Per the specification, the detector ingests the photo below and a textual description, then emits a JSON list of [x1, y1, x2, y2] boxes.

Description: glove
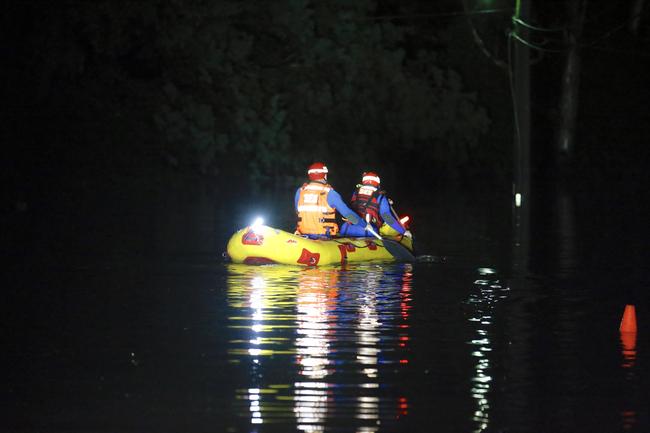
[[403, 230, 412, 239]]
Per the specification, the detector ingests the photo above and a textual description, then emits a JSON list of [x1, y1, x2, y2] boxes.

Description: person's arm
[[294, 188, 301, 211], [379, 195, 406, 234], [327, 189, 360, 225]]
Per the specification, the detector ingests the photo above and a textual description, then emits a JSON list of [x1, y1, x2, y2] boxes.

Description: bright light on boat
[[400, 216, 410, 224], [251, 216, 265, 233], [515, 193, 522, 208]]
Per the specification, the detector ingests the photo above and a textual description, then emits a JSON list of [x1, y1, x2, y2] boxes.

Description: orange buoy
[[619, 304, 637, 333]]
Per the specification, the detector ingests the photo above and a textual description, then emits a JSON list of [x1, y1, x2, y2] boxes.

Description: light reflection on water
[[226, 263, 413, 432], [620, 323, 638, 430], [466, 268, 509, 433]]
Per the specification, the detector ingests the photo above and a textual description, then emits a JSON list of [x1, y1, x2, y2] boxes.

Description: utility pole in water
[[512, 0, 530, 272], [557, 0, 587, 166]]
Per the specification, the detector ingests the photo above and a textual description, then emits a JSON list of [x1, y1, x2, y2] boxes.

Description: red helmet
[[308, 162, 328, 181], [362, 171, 380, 187]]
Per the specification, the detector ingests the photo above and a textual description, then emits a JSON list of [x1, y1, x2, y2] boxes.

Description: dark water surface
[[6, 185, 650, 432]]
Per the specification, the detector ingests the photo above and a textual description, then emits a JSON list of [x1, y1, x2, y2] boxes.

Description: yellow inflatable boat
[[226, 222, 414, 266]]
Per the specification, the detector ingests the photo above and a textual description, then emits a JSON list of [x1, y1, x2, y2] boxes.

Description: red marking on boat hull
[[297, 248, 320, 266]]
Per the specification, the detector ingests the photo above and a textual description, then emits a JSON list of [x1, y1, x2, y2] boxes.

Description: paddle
[[364, 224, 415, 262]]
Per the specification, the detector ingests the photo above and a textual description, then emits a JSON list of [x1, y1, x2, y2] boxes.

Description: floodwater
[[6, 183, 649, 432]]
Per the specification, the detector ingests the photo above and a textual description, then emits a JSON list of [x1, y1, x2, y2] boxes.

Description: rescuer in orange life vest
[[295, 162, 368, 238], [339, 171, 412, 239]]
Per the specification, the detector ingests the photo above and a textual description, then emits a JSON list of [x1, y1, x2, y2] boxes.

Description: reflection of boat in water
[[226, 223, 414, 266], [225, 263, 413, 430]]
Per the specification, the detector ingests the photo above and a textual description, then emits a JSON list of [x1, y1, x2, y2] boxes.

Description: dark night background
[[4, 1, 650, 432], [3, 0, 650, 261]]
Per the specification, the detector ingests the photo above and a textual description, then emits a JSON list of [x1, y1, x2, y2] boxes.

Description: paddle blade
[[382, 239, 415, 262]]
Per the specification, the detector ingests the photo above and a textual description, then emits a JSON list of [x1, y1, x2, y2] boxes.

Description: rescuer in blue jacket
[[295, 162, 368, 238], [339, 171, 412, 238]]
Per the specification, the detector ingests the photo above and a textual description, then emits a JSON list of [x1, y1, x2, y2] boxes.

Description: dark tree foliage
[[6, 0, 493, 191]]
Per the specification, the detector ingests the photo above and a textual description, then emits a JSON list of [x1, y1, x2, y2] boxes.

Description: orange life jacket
[[296, 182, 339, 236]]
